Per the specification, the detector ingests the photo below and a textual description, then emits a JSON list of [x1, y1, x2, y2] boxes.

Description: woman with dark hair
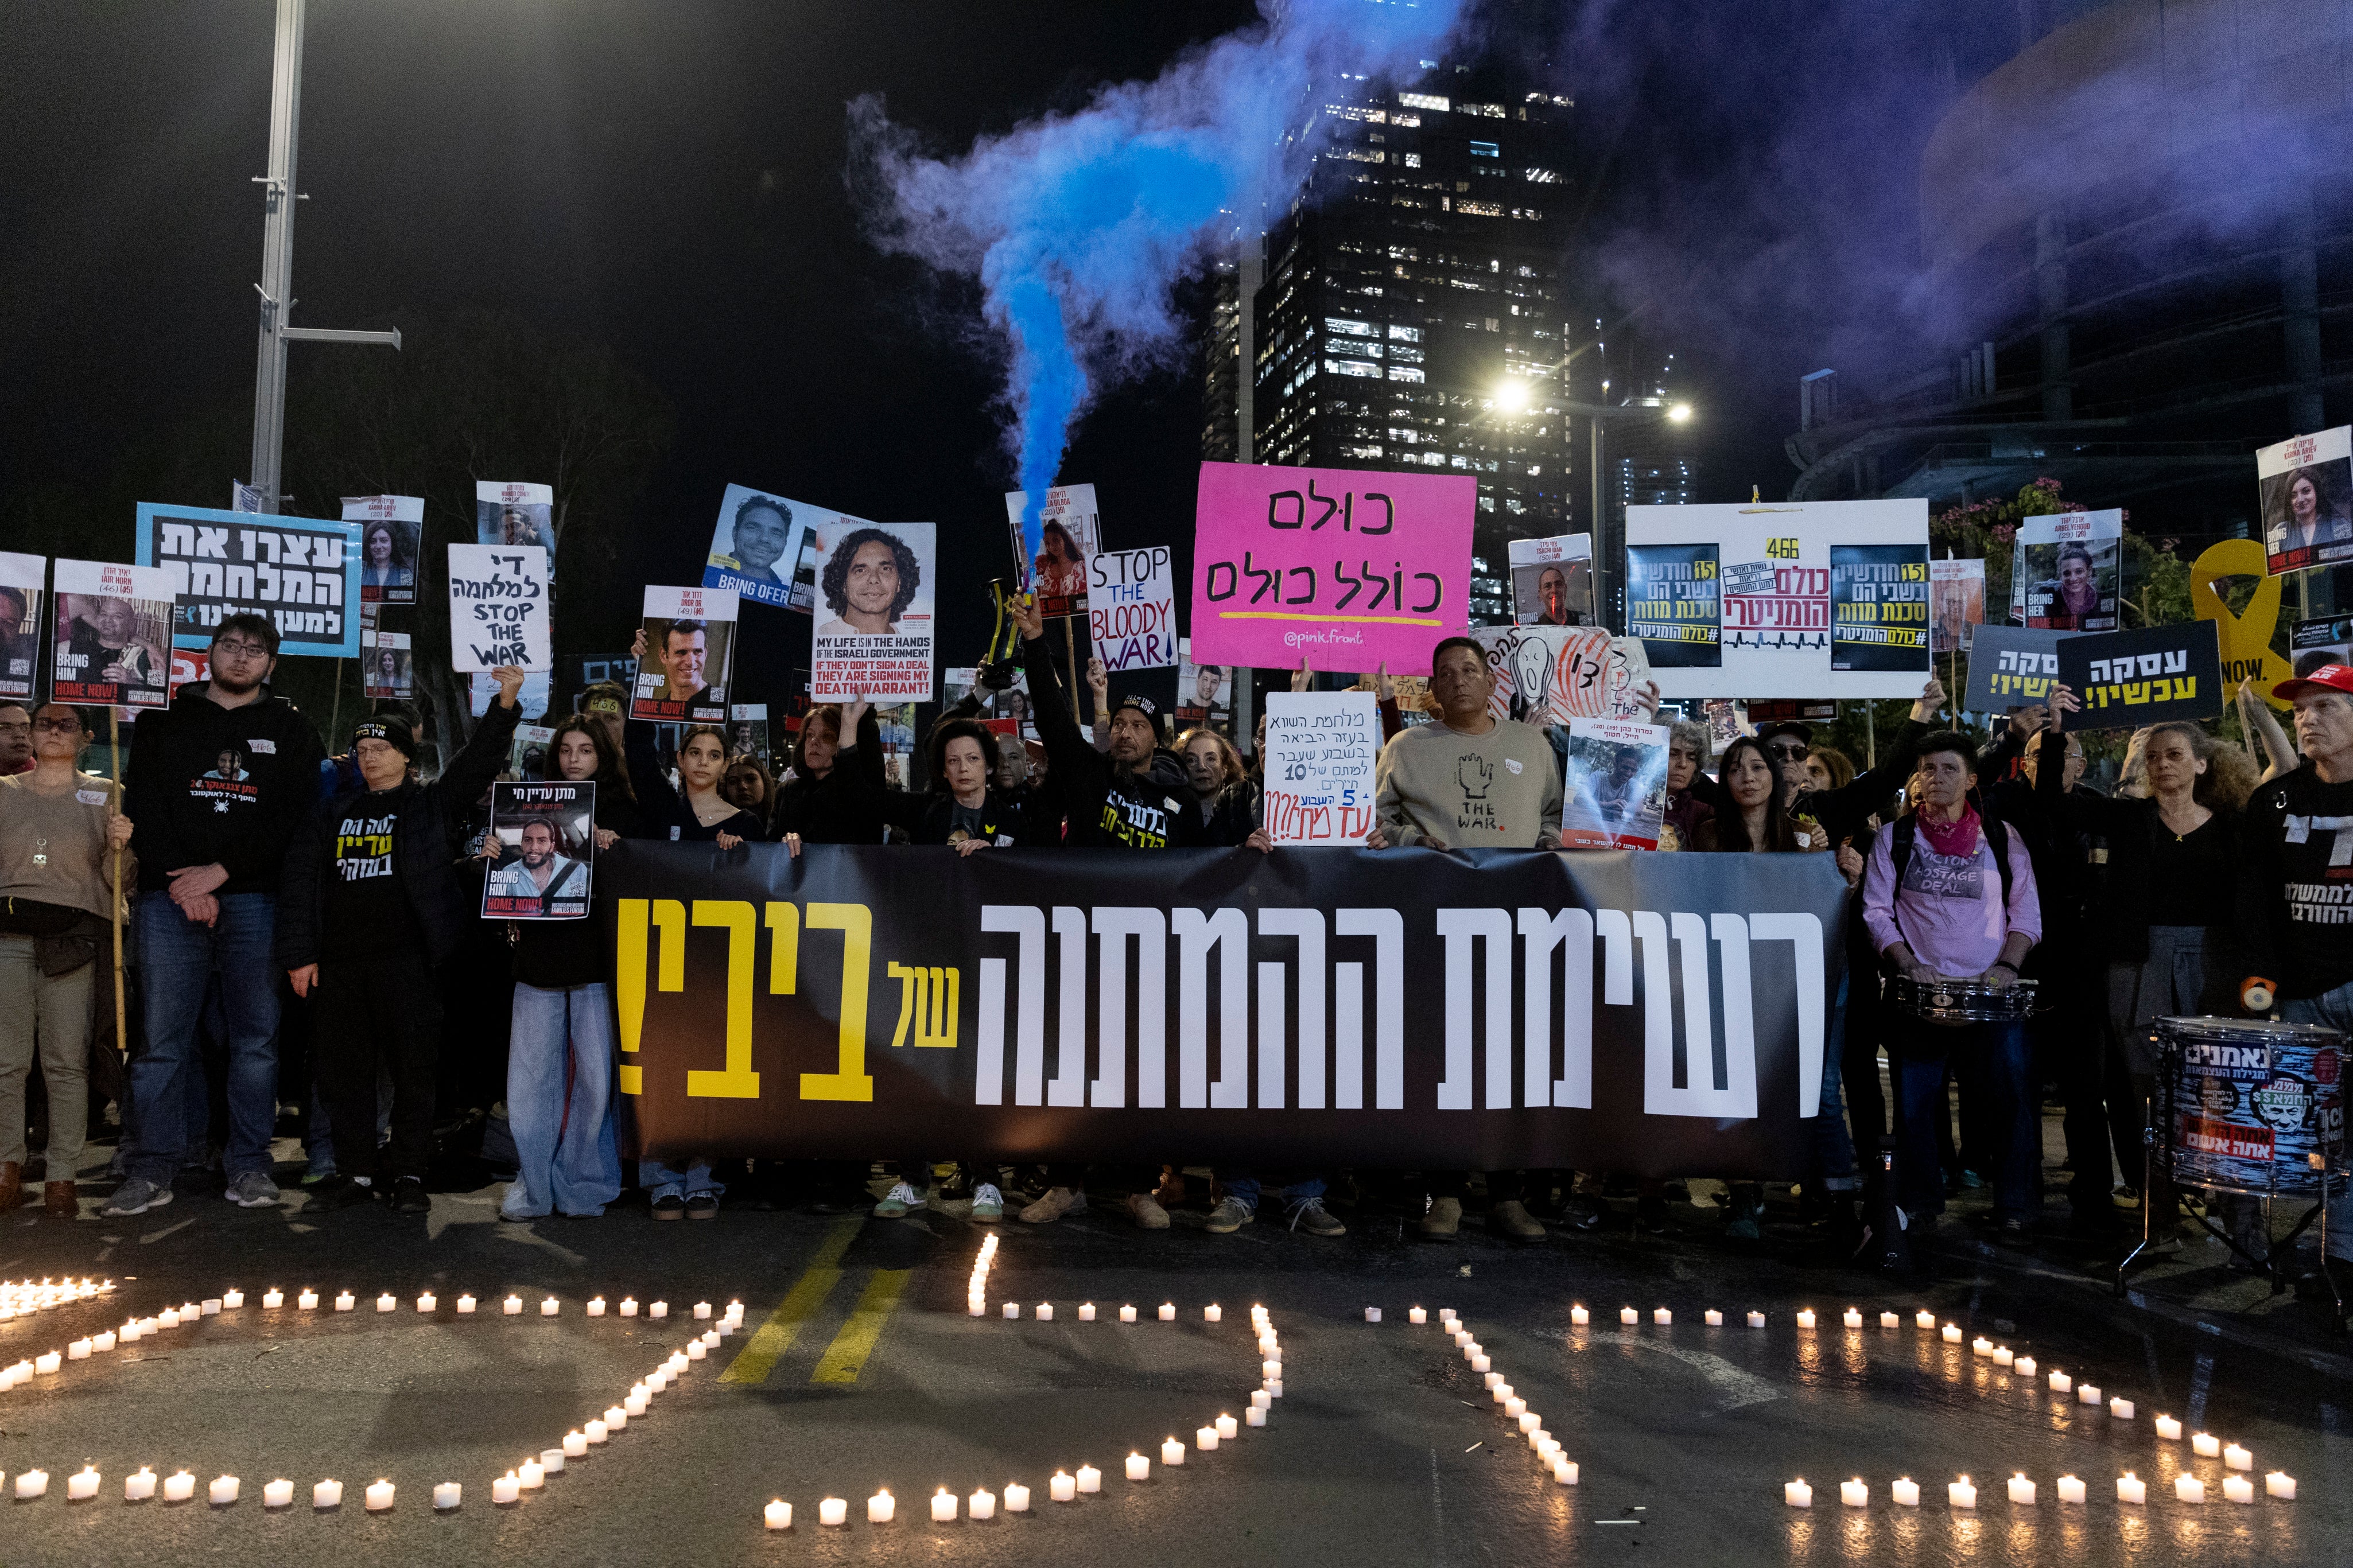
[[816, 528, 922, 636], [775, 701, 884, 851], [1033, 519, 1086, 600], [2277, 464, 2352, 555], [1176, 726, 1259, 846], [361, 524, 409, 592], [500, 713, 639, 1222], [1694, 737, 1831, 854], [1805, 746, 1855, 792], [622, 718, 763, 1220], [720, 756, 776, 826]]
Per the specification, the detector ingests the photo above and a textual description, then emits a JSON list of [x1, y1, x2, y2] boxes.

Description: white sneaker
[[873, 1181, 926, 1219], [970, 1183, 1004, 1223]]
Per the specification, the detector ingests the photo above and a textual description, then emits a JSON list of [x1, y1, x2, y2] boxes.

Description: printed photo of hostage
[[2018, 509, 2122, 632], [475, 481, 555, 561], [360, 629, 411, 701], [702, 486, 811, 610], [0, 553, 45, 704], [2256, 425, 2353, 575], [1506, 534, 1593, 627], [482, 781, 595, 920], [629, 585, 737, 723], [810, 521, 935, 702], [1175, 637, 1231, 726], [343, 495, 423, 606], [50, 560, 174, 710], [1558, 718, 1671, 850]]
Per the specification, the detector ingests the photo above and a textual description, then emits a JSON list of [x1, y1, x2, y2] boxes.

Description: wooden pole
[[1061, 616, 1082, 724], [107, 706, 126, 1067]]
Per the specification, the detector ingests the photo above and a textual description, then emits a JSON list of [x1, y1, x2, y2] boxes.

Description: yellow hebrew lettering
[[686, 900, 761, 1099], [766, 902, 798, 995], [614, 898, 684, 1096], [801, 903, 876, 1102], [888, 963, 960, 1049]]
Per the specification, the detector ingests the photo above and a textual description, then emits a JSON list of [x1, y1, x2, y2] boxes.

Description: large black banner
[[603, 845, 1851, 1178]]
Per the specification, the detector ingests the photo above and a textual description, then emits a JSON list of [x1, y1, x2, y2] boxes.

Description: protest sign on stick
[[1005, 484, 1101, 619], [1962, 626, 2066, 713], [446, 545, 551, 672], [631, 585, 736, 722], [2257, 426, 2353, 577], [360, 628, 412, 699], [344, 495, 422, 606], [137, 503, 361, 656], [1261, 691, 1380, 846], [1929, 558, 1985, 653], [1507, 534, 1593, 627], [51, 560, 173, 710], [2017, 509, 2123, 631]]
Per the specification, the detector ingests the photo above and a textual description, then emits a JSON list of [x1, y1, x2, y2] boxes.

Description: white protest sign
[[446, 544, 551, 672], [1261, 691, 1380, 845], [1086, 545, 1176, 672]]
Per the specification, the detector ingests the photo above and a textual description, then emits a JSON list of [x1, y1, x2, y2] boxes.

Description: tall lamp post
[[247, 0, 399, 514], [1557, 397, 1693, 633]]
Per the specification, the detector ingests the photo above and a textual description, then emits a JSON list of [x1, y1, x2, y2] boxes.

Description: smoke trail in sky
[[852, 0, 1469, 558]]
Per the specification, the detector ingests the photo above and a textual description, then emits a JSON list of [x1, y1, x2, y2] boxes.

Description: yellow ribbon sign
[[2189, 539, 2292, 709]]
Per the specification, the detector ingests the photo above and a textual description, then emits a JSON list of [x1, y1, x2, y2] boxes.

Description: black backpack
[[1887, 809, 2016, 908]]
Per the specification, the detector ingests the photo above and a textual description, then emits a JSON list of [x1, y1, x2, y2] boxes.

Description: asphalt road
[[1, 1182, 2346, 1567]]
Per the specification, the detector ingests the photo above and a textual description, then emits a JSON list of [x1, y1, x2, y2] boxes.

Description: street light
[[1553, 396, 1698, 633], [1668, 403, 1693, 422], [1493, 379, 1531, 414]]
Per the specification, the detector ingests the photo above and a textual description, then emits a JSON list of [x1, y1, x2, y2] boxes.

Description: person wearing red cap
[[2237, 662, 2353, 1286]]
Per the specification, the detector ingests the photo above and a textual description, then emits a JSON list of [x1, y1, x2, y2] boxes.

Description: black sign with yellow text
[[604, 843, 1849, 1177]]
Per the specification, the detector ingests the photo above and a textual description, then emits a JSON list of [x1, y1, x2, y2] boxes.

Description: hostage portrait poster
[[810, 521, 935, 702], [482, 781, 595, 920], [704, 485, 817, 612], [631, 584, 737, 723], [2016, 509, 2122, 632]]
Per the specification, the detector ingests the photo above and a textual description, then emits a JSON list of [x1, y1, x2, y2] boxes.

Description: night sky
[[1, 0, 2025, 676]]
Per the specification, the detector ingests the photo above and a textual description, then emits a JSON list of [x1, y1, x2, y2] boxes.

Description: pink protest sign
[[1190, 461, 1475, 676]]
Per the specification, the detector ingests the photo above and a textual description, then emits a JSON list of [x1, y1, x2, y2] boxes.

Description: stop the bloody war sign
[[1088, 546, 1176, 672], [1190, 461, 1474, 676]]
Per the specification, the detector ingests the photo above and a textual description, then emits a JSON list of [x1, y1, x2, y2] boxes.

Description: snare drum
[[1887, 974, 2038, 1025], [2157, 1015, 2347, 1197]]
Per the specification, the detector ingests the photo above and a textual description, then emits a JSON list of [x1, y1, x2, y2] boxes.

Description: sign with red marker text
[[1261, 691, 1380, 845], [1626, 499, 1929, 699], [1086, 546, 1176, 672], [1191, 461, 1474, 675]]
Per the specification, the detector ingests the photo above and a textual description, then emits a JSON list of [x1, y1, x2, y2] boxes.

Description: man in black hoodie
[[107, 614, 327, 1218], [275, 667, 524, 1215]]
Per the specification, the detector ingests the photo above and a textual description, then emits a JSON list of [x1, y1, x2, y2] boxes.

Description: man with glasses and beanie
[[107, 614, 325, 1217], [276, 667, 526, 1215]]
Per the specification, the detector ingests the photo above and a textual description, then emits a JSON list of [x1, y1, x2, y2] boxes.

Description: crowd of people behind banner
[[1, 599, 2348, 1291]]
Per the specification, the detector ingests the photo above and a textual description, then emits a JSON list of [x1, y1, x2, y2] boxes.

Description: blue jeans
[[1222, 1172, 1325, 1213], [503, 983, 622, 1217], [639, 1158, 722, 1201], [2282, 982, 2353, 1263], [126, 893, 280, 1184], [1888, 1015, 2036, 1221]]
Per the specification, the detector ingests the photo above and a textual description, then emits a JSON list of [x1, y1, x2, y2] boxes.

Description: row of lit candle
[[11, 1466, 406, 1511], [774, 1260, 1273, 1530], [0, 1278, 111, 1324], [1787, 1470, 2296, 1508], [1423, 1307, 1579, 1488]]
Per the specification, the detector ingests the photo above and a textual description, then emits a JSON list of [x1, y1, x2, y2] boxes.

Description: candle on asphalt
[[1158, 1302, 1175, 1321], [67, 1337, 90, 1360], [1747, 1312, 1766, 1328], [541, 1448, 565, 1475], [2079, 1384, 2102, 1406], [298, 1290, 319, 1310], [209, 1475, 240, 1505], [1004, 1482, 1030, 1512], [2056, 1474, 2086, 1504], [1196, 1426, 1220, 1452], [1216, 1414, 1239, 1439], [1619, 1306, 1638, 1325], [1076, 1464, 1101, 1493], [262, 1478, 294, 1508], [1409, 1306, 1427, 1324], [604, 1404, 628, 1431], [1036, 1304, 1054, 1321], [518, 1461, 544, 1490], [2174, 1474, 2204, 1503], [542, 1297, 560, 1316], [1880, 1312, 1900, 1329], [1246, 1406, 1267, 1427], [313, 1478, 344, 1509], [1653, 1308, 1672, 1325], [434, 1482, 462, 1510], [764, 1499, 790, 1530], [1120, 1305, 1138, 1323], [931, 1488, 958, 1521], [334, 1293, 354, 1312], [620, 1297, 638, 1317], [1839, 1478, 1867, 1507], [2266, 1472, 2296, 1499], [2191, 1433, 2220, 1457], [163, 1470, 195, 1503], [223, 1290, 243, 1310], [1948, 1476, 1975, 1509], [67, 1465, 99, 1501], [375, 1293, 395, 1313], [1890, 1477, 1920, 1507], [2111, 1399, 2135, 1419], [35, 1351, 60, 1374], [1127, 1453, 1151, 1481], [1915, 1310, 1934, 1329], [125, 1467, 156, 1501], [1162, 1437, 1186, 1466], [563, 1431, 588, 1458], [262, 1289, 283, 1309], [1992, 1347, 2013, 1367], [2006, 1474, 2035, 1505], [1797, 1309, 1817, 1329], [694, 1301, 712, 1320], [1553, 1459, 1578, 1485], [92, 1330, 115, 1352], [970, 1488, 996, 1519], [1704, 1309, 1723, 1326], [1941, 1323, 1962, 1344], [650, 1301, 670, 1320], [1003, 1302, 1020, 1319], [2155, 1414, 2182, 1440], [2222, 1474, 2254, 1504], [11, 1468, 45, 1499], [1050, 1472, 1077, 1503], [2016, 1356, 2036, 1378], [1570, 1306, 1589, 1326], [2221, 1443, 2251, 1470], [817, 1497, 848, 1526], [1365, 1307, 1382, 1322], [2116, 1473, 2146, 1505], [1252, 1390, 1272, 1409], [417, 1292, 436, 1313], [1078, 1303, 1096, 1321], [492, 1473, 521, 1505], [1784, 1478, 1812, 1507]]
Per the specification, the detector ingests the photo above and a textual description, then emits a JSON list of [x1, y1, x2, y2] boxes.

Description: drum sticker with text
[[2250, 1074, 2312, 1135]]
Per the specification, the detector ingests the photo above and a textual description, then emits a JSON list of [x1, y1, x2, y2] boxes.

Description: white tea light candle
[[969, 1488, 996, 1519], [1126, 1453, 1151, 1481], [1839, 1478, 1867, 1508], [1890, 1477, 1920, 1507], [1948, 1476, 1976, 1509], [125, 1467, 157, 1501], [2191, 1433, 2220, 1458], [67, 1465, 99, 1501], [262, 1478, 294, 1508], [435, 1482, 462, 1510], [1049, 1472, 1076, 1503], [2155, 1414, 2182, 1440], [313, 1478, 344, 1509], [818, 1497, 848, 1527], [209, 1475, 239, 1505], [931, 1488, 958, 1522], [2266, 1472, 2296, 1499], [2111, 1399, 2134, 1419], [1784, 1478, 1812, 1508], [2006, 1474, 2034, 1505], [764, 1499, 790, 1530], [2223, 1475, 2254, 1504], [333, 1293, 354, 1312], [2117, 1473, 2146, 1505], [2223, 1444, 2251, 1470], [1004, 1483, 1030, 1512], [2174, 1474, 2204, 1504], [1075, 1464, 1101, 1494], [2056, 1474, 2086, 1504], [162, 1470, 196, 1503], [14, 1468, 48, 1499]]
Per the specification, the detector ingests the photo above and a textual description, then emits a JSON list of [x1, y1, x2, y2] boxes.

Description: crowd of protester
[[1, 605, 2347, 1297]]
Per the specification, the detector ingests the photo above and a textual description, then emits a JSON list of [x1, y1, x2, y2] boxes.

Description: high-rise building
[[1208, 45, 1582, 629]]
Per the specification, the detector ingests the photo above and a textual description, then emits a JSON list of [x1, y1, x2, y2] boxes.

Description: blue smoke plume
[[852, 0, 1470, 562]]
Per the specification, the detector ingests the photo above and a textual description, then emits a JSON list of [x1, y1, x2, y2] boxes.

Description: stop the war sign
[[1087, 546, 1176, 672]]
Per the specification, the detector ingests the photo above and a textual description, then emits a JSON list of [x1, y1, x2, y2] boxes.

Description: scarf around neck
[[1916, 802, 1981, 860]]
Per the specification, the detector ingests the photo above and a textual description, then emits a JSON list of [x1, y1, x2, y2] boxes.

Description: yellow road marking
[[810, 1269, 912, 1384], [717, 1216, 862, 1386]]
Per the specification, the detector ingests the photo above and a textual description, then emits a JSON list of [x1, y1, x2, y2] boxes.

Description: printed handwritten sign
[[1087, 546, 1176, 672], [1191, 461, 1474, 675], [1962, 626, 2065, 712], [2055, 621, 2223, 728], [446, 544, 551, 672], [1261, 691, 1380, 846]]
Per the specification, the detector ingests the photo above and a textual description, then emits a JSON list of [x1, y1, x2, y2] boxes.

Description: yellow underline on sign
[[717, 1216, 862, 1386], [1218, 610, 1444, 626], [811, 1269, 913, 1384]]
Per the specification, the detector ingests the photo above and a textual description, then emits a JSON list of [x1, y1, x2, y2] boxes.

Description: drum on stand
[[2157, 1015, 2347, 1200], [1886, 975, 2038, 1027]]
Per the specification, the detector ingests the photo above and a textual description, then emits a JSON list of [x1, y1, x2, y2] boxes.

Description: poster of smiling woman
[[809, 521, 934, 702], [2017, 509, 2121, 633], [702, 484, 817, 611]]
